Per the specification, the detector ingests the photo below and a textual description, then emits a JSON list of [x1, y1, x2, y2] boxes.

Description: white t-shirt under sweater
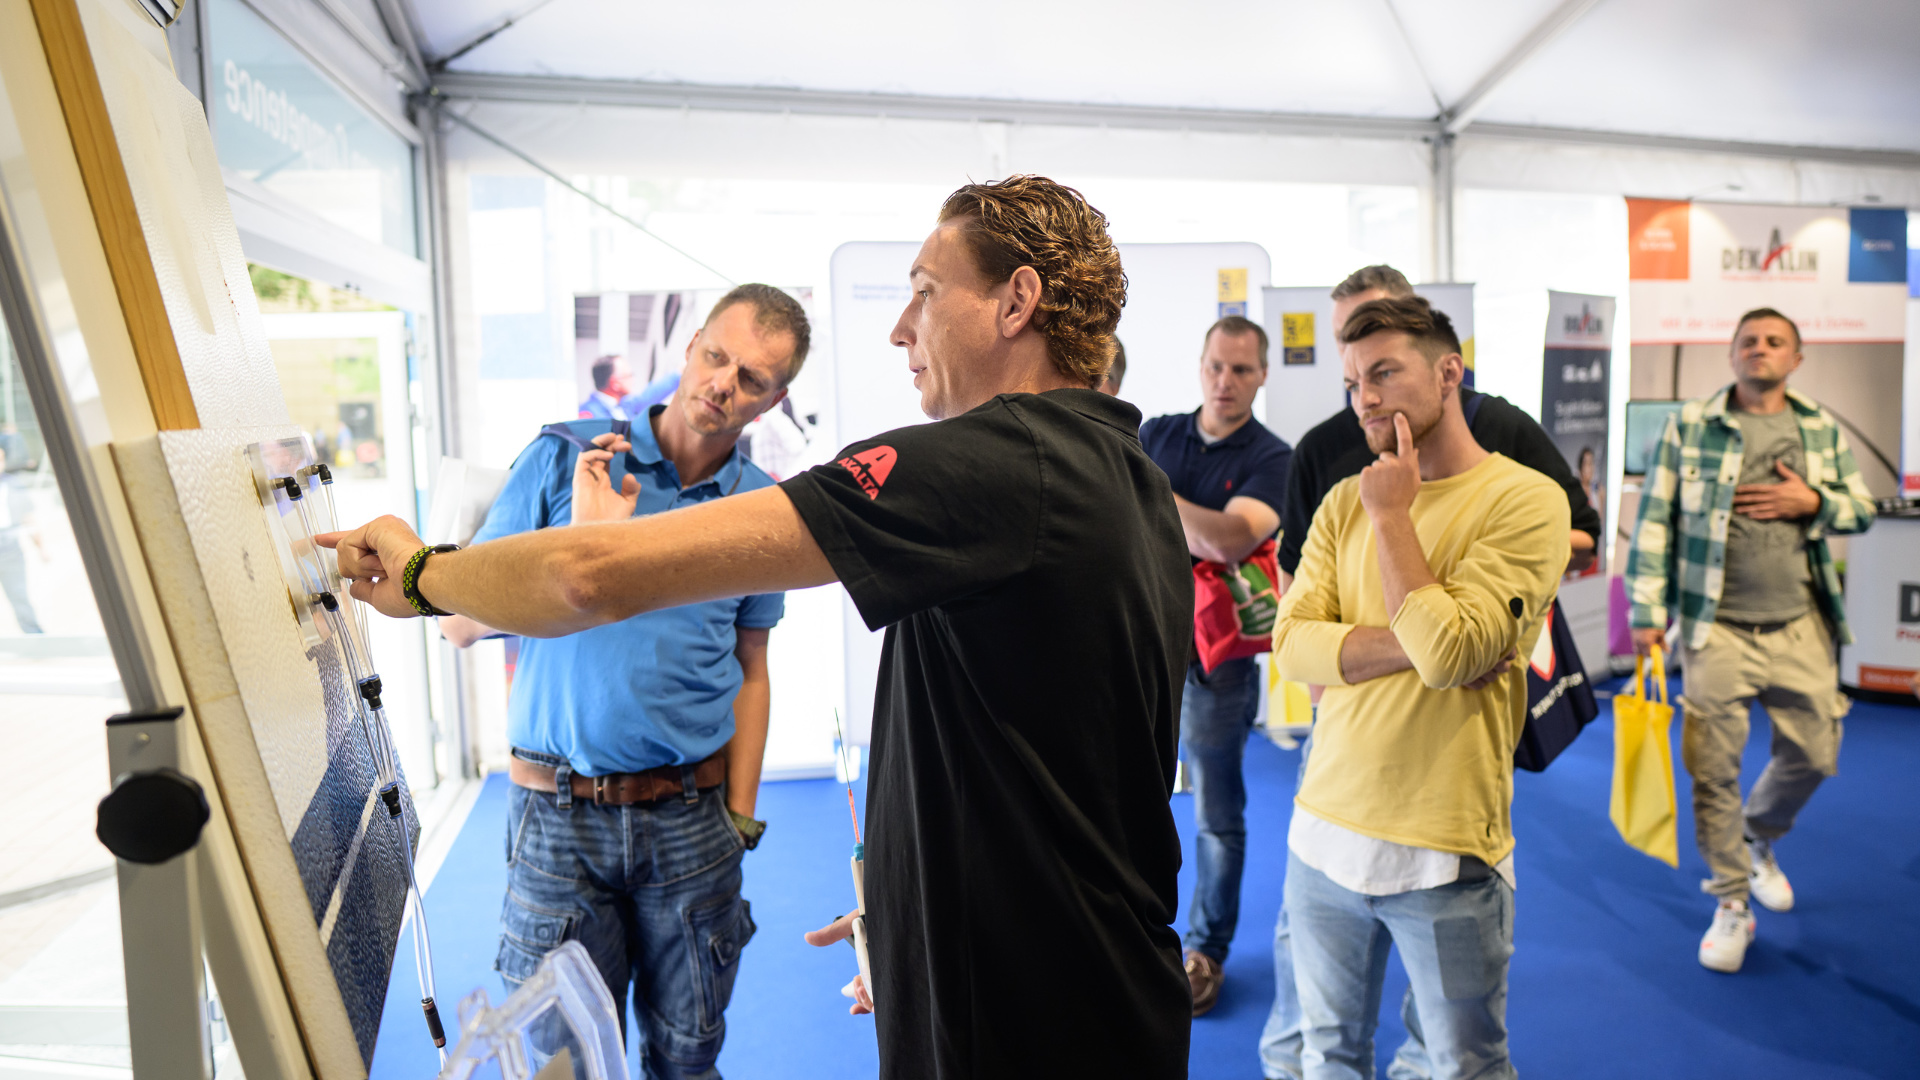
[[1290, 805, 1516, 895]]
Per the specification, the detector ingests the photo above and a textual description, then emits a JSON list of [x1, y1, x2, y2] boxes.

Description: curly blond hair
[[938, 175, 1127, 387]]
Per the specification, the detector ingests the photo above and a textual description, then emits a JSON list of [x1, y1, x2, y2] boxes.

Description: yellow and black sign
[[1217, 268, 1247, 317], [1282, 312, 1315, 366]]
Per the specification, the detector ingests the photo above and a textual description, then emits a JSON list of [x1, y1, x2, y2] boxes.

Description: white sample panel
[[828, 240, 1270, 743]]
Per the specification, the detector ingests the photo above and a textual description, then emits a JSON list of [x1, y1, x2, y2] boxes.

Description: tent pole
[[1431, 132, 1456, 284]]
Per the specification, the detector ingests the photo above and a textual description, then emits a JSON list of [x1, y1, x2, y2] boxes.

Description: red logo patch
[[837, 446, 896, 500]]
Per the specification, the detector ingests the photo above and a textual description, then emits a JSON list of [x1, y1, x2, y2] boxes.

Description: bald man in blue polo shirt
[[442, 284, 809, 1080], [1140, 314, 1293, 1017]]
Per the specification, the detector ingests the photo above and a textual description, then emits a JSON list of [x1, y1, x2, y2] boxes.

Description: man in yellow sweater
[[1272, 296, 1569, 1080]]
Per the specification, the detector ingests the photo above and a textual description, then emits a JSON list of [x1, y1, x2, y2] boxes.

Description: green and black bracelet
[[400, 544, 459, 618]]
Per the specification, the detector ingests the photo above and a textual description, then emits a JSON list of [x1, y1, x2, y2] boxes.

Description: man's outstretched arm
[[319, 485, 838, 637]]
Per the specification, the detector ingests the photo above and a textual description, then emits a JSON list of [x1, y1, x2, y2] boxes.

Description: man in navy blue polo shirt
[[442, 284, 808, 1080], [1140, 314, 1293, 1016]]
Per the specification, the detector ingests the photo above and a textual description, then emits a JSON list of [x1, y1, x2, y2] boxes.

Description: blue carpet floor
[[370, 687, 1920, 1078]]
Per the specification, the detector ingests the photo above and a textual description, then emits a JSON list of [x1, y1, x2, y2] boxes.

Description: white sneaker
[[1699, 901, 1756, 973], [1747, 838, 1795, 912]]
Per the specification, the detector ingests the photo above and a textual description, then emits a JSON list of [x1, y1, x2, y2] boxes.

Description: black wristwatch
[[729, 808, 767, 850]]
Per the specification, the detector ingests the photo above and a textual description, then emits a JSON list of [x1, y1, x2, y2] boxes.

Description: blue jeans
[[498, 773, 755, 1080], [1258, 729, 1311, 1077], [1181, 657, 1261, 961], [1281, 852, 1514, 1080]]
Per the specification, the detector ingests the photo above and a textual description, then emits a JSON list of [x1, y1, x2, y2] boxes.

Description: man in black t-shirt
[[1139, 316, 1291, 1016], [323, 176, 1193, 1079]]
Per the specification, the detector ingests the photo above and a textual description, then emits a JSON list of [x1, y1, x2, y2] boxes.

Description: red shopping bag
[[1193, 539, 1282, 673]]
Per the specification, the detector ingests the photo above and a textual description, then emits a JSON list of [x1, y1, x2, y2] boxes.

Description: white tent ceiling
[[392, 0, 1920, 157]]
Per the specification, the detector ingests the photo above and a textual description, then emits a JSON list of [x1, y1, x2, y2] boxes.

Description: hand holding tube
[[804, 911, 874, 1015]]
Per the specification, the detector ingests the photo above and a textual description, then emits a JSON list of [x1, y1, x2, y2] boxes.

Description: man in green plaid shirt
[[1626, 307, 1875, 975]]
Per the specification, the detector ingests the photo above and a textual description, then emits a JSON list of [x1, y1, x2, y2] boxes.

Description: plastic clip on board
[[253, 441, 449, 1058]]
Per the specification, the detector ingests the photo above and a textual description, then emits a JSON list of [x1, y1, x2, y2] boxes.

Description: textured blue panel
[[286, 623, 422, 1066]]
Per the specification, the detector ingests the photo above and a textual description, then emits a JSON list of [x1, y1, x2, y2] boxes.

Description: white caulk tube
[[845, 842, 875, 1010]]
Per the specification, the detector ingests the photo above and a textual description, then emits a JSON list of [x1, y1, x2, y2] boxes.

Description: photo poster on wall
[[1262, 283, 1475, 446], [1541, 291, 1615, 582], [571, 291, 692, 419]]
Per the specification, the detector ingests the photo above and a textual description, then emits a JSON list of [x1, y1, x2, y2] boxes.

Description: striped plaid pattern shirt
[[1626, 385, 1875, 650]]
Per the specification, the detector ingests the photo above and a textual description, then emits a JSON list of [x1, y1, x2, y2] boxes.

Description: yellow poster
[[1282, 312, 1315, 365], [1217, 268, 1248, 303]]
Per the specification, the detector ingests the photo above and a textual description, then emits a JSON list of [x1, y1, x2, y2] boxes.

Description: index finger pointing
[[1394, 412, 1413, 456]]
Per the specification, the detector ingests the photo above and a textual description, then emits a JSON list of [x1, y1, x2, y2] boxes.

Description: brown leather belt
[[509, 753, 727, 806]]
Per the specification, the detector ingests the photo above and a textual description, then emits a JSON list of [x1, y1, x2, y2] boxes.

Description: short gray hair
[[1330, 264, 1414, 302], [705, 284, 812, 383]]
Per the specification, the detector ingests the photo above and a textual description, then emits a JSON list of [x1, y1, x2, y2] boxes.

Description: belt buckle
[[593, 774, 610, 806]]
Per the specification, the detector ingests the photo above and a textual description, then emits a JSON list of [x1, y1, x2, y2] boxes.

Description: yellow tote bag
[[1609, 647, 1679, 867]]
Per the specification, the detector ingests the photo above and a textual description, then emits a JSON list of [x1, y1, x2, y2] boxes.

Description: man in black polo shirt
[[1140, 315, 1293, 1016], [323, 175, 1193, 1079]]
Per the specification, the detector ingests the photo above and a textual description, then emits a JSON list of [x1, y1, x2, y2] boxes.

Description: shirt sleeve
[[779, 402, 1044, 631], [1389, 476, 1572, 690], [1809, 418, 1877, 538], [1272, 482, 1357, 687], [469, 435, 566, 545], [1476, 396, 1601, 544], [736, 591, 785, 629], [1276, 445, 1316, 576], [1625, 412, 1683, 631], [1232, 440, 1292, 520]]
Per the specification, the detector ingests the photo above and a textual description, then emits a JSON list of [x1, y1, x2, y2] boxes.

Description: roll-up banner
[[1542, 291, 1614, 582]]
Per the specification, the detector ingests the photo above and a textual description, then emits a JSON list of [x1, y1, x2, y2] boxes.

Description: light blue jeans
[[1279, 852, 1515, 1080], [1180, 657, 1263, 962]]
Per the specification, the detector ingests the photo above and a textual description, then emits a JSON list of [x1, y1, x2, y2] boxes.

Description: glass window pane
[[0, 291, 131, 1076], [251, 265, 440, 790]]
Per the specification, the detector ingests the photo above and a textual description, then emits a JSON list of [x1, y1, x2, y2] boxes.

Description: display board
[[3, 1, 420, 1076], [828, 240, 1270, 742], [1627, 199, 1908, 345], [1839, 519, 1920, 695]]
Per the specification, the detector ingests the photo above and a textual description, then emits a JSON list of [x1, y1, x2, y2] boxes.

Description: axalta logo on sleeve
[[837, 446, 896, 500]]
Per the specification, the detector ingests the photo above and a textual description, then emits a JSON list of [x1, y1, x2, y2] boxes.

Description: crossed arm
[[1173, 494, 1280, 564], [1309, 536, 1519, 691]]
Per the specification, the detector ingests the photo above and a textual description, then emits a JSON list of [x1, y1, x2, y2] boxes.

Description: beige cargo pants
[[1679, 611, 1848, 901]]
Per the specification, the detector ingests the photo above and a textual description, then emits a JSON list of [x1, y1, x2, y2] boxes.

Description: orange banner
[[1627, 198, 1690, 281]]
